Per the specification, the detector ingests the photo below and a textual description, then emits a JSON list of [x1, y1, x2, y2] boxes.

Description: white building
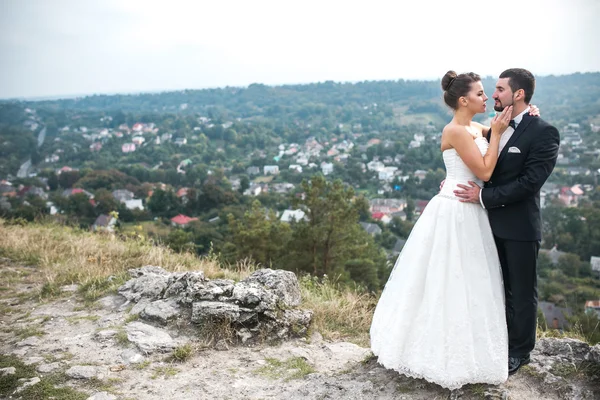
[[264, 165, 280, 175], [379, 166, 398, 181], [367, 161, 385, 172], [280, 209, 306, 223], [125, 199, 144, 210], [321, 162, 333, 176]]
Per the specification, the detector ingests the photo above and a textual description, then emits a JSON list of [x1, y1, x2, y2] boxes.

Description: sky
[[1, 0, 599, 99]]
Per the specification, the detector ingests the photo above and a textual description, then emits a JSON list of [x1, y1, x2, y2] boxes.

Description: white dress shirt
[[479, 107, 530, 208]]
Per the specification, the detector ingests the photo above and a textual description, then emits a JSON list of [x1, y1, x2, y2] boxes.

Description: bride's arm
[[446, 127, 500, 181], [446, 107, 512, 181]]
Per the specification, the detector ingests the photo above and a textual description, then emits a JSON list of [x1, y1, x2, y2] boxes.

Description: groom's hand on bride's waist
[[454, 181, 481, 203]]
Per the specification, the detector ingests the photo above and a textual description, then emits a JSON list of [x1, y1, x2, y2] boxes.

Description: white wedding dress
[[370, 137, 508, 390]]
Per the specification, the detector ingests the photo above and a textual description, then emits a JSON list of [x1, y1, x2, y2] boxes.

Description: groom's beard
[[494, 98, 513, 112]]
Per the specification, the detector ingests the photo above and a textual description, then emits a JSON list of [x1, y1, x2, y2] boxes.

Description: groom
[[454, 68, 560, 375]]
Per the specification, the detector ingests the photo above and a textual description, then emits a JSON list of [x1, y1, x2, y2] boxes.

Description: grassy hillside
[[0, 219, 376, 346], [0, 219, 597, 346]]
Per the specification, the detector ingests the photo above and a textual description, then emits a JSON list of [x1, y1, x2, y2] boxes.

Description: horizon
[[3, 70, 599, 103], [2, 0, 599, 100]]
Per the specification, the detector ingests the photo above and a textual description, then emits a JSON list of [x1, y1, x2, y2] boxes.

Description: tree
[[75, 169, 140, 191], [227, 200, 291, 266], [404, 198, 415, 222], [94, 188, 120, 215], [58, 170, 81, 189], [537, 252, 554, 278], [64, 193, 97, 225], [345, 259, 380, 291], [288, 175, 386, 282], [557, 253, 584, 278], [147, 189, 180, 217], [239, 175, 250, 194], [165, 229, 196, 253]]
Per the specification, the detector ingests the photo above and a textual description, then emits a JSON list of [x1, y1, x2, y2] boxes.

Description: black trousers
[[494, 236, 540, 358]]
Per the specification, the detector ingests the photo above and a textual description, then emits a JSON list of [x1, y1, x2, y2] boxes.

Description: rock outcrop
[[118, 266, 312, 345], [526, 337, 600, 399]]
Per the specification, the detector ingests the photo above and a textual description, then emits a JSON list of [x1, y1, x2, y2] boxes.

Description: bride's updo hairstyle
[[441, 70, 481, 110]]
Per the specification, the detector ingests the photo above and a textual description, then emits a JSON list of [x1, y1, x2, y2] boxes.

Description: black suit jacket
[[482, 114, 560, 241]]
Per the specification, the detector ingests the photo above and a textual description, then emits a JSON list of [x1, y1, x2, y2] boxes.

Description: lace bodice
[[439, 137, 488, 198]]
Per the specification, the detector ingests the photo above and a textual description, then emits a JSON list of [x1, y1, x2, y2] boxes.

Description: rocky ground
[[0, 261, 599, 400]]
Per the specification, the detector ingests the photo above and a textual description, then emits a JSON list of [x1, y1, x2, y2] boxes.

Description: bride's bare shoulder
[[442, 123, 467, 137]]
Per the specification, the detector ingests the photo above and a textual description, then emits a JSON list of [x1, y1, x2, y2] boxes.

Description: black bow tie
[[509, 120, 516, 129]]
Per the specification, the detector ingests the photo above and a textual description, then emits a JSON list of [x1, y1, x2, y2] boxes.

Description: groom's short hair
[[500, 68, 535, 104]]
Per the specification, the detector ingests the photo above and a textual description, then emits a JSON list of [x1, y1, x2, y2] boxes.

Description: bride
[[370, 71, 517, 389]]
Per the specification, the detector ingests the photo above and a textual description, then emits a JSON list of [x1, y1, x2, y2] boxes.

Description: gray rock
[[17, 336, 40, 347], [232, 282, 277, 311], [14, 376, 40, 393], [191, 301, 240, 323], [37, 362, 61, 373], [66, 365, 98, 379], [119, 266, 312, 345], [118, 265, 170, 302], [61, 284, 79, 292], [125, 321, 176, 353], [23, 356, 44, 365], [586, 344, 600, 363], [536, 337, 573, 357], [97, 294, 126, 310], [11, 348, 28, 357], [140, 299, 180, 324], [236, 328, 253, 343], [560, 338, 590, 361], [121, 349, 145, 364], [95, 329, 119, 341], [242, 268, 301, 307], [87, 392, 117, 400], [281, 309, 313, 336], [163, 271, 206, 302], [534, 338, 591, 362], [0, 367, 16, 376], [171, 278, 235, 304], [310, 331, 324, 344], [130, 298, 151, 315]]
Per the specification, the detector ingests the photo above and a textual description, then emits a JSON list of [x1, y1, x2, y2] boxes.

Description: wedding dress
[[370, 137, 508, 390]]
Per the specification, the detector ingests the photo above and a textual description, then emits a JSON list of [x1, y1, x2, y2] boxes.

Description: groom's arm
[[481, 125, 559, 209]]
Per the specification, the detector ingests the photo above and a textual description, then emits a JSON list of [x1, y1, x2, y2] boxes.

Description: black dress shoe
[[508, 355, 530, 375]]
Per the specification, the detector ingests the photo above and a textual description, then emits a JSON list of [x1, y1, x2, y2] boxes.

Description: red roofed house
[[58, 166, 74, 175], [415, 200, 430, 216], [371, 212, 392, 225], [559, 185, 584, 207], [171, 214, 198, 228], [176, 187, 190, 204]]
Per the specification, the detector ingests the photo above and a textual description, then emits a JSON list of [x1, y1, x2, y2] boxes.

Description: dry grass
[[0, 219, 247, 288], [299, 274, 377, 347], [0, 219, 375, 345]]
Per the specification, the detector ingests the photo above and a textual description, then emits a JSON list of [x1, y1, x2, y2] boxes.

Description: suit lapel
[[497, 114, 534, 164]]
